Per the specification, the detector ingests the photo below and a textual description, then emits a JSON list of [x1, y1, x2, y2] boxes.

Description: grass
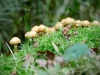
[[0, 25, 100, 75]]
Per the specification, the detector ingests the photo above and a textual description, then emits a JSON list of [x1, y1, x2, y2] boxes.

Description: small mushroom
[[82, 20, 90, 26], [65, 17, 75, 25], [46, 27, 56, 33], [92, 20, 100, 25], [38, 24, 46, 32], [75, 20, 82, 27], [61, 19, 67, 26], [45, 27, 51, 33], [51, 27, 56, 32], [54, 22, 63, 30], [25, 31, 38, 42], [9, 37, 21, 52], [31, 26, 39, 32]]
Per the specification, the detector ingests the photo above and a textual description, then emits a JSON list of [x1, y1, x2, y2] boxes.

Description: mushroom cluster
[[27, 17, 100, 37], [9, 17, 100, 53]]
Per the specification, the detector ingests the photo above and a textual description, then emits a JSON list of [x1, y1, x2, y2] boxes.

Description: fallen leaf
[[37, 50, 55, 60], [53, 56, 66, 67], [23, 54, 34, 68], [54, 56, 64, 63], [96, 55, 100, 60], [10, 71, 17, 75], [36, 59, 47, 68], [46, 60, 54, 69]]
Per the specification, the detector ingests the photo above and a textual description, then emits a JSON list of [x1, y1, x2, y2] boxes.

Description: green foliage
[[34, 31, 67, 54], [68, 26, 100, 48]]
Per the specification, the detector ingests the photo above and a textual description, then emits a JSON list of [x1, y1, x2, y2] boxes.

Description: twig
[[6, 42, 16, 60]]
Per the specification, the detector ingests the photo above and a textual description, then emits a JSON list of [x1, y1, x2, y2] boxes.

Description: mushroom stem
[[14, 45, 17, 52]]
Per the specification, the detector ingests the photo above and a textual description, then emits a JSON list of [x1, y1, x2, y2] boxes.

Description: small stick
[[6, 42, 16, 60]]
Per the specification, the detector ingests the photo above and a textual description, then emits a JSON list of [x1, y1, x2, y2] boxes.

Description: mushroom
[[75, 20, 82, 27], [31, 25, 39, 32], [45, 27, 51, 33], [38, 24, 46, 32], [38, 24, 46, 36], [92, 20, 100, 25], [54, 22, 63, 30], [82, 20, 90, 26], [25, 31, 38, 42], [65, 17, 75, 25], [61, 19, 67, 26], [45, 27, 56, 33], [9, 37, 21, 52], [51, 27, 56, 32]]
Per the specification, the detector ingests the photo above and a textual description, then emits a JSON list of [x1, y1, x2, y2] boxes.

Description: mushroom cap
[[54, 22, 63, 29], [61, 19, 67, 25], [92, 20, 100, 25], [65, 17, 75, 25], [51, 27, 56, 32], [45, 27, 55, 33], [45, 27, 51, 33], [75, 20, 82, 26], [31, 26, 39, 32], [10, 37, 21, 45], [38, 24, 46, 32], [82, 20, 90, 26], [25, 31, 37, 38]]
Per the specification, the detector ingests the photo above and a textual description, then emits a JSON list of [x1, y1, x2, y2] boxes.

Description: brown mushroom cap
[[45, 27, 56, 33], [25, 31, 37, 38], [61, 19, 67, 26], [92, 20, 100, 25], [54, 22, 63, 29], [10, 37, 21, 45], [45, 27, 51, 33], [65, 17, 75, 25], [38, 24, 46, 32], [75, 20, 82, 27], [82, 20, 90, 26], [51, 27, 56, 32], [31, 26, 39, 32]]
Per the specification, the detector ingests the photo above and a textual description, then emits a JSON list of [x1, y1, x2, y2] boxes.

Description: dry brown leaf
[[36, 59, 47, 68], [10, 71, 17, 75], [46, 60, 54, 69], [53, 56, 66, 67], [23, 54, 34, 68], [96, 55, 100, 60], [37, 50, 55, 60]]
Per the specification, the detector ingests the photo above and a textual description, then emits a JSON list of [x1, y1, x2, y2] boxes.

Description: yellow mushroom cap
[[65, 17, 75, 25], [38, 24, 46, 32], [75, 20, 82, 27], [54, 22, 63, 29], [82, 20, 90, 26], [45, 27, 55, 33], [25, 31, 37, 38], [51, 27, 56, 32], [10, 37, 21, 45], [61, 19, 67, 25], [45, 27, 51, 33], [92, 20, 100, 25], [31, 26, 39, 32]]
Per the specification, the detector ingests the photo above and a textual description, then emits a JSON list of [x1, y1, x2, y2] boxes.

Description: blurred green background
[[0, 0, 100, 53]]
